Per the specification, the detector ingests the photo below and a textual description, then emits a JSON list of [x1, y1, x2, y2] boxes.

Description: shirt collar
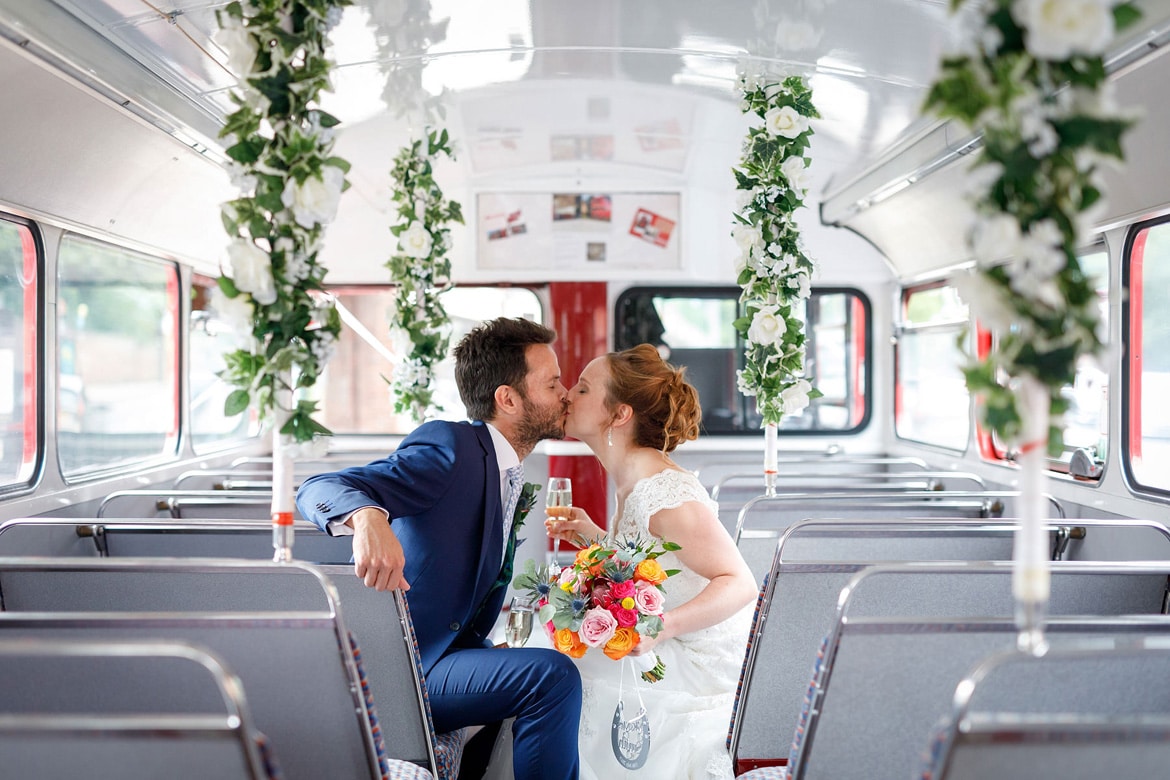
[[485, 422, 520, 471]]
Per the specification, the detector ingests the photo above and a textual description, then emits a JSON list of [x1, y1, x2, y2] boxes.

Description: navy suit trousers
[[427, 647, 581, 780]]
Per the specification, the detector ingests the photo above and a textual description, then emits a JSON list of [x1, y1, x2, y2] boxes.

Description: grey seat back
[[731, 560, 1170, 767], [937, 719, 1170, 780], [839, 563, 1169, 621], [0, 557, 339, 613], [0, 559, 380, 780], [0, 517, 353, 562], [319, 565, 438, 771], [0, 612, 379, 780], [0, 637, 267, 779], [796, 617, 1170, 780], [97, 490, 281, 520], [930, 646, 1170, 779]]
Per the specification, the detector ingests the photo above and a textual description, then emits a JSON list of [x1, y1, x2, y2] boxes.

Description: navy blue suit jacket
[[296, 420, 508, 673]]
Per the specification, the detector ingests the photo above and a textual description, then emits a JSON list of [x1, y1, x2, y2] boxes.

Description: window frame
[[0, 213, 44, 494], [613, 285, 872, 436], [1121, 213, 1170, 499], [894, 279, 972, 453]]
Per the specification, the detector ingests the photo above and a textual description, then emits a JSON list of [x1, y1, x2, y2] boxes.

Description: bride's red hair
[[604, 344, 701, 453]]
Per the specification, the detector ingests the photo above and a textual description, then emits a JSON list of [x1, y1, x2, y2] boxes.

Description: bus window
[[897, 282, 970, 451], [190, 276, 257, 453], [1126, 219, 1170, 494], [317, 286, 543, 435], [56, 236, 179, 478], [0, 217, 38, 489], [614, 287, 869, 434], [1061, 248, 1108, 473]]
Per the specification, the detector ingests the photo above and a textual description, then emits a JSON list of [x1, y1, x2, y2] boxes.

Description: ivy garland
[[385, 128, 464, 422], [731, 72, 823, 425], [925, 0, 1140, 454], [212, 0, 352, 444]]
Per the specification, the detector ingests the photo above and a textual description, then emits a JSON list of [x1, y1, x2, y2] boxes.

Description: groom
[[296, 317, 581, 780]]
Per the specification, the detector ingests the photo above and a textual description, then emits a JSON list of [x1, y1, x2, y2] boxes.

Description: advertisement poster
[[477, 192, 681, 272], [629, 208, 675, 248]]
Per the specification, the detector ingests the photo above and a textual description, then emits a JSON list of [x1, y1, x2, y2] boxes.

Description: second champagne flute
[[546, 477, 572, 576]]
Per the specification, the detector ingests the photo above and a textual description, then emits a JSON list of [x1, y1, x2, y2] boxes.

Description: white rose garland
[[732, 71, 822, 426], [213, 0, 351, 443], [386, 128, 464, 422], [925, 0, 1139, 453]]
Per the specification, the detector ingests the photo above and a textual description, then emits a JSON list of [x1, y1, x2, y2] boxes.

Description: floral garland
[[366, 0, 450, 125], [925, 0, 1140, 454], [731, 71, 822, 425], [385, 127, 464, 422], [212, 0, 351, 444]]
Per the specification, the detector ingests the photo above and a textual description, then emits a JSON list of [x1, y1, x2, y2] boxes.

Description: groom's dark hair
[[454, 317, 556, 420]]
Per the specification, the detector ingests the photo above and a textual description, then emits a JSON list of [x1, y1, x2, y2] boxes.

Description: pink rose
[[557, 567, 583, 592], [634, 581, 665, 615], [579, 606, 618, 647], [610, 604, 639, 628], [610, 579, 636, 600]]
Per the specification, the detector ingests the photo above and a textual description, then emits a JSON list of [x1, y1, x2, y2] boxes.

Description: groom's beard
[[514, 395, 567, 450]]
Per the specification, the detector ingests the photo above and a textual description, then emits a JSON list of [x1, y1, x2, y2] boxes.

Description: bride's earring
[[607, 427, 613, 447]]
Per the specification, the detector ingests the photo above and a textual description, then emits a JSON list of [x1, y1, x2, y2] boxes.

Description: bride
[[545, 344, 759, 779]]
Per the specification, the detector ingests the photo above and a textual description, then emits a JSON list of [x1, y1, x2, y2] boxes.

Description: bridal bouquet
[[513, 536, 680, 682]]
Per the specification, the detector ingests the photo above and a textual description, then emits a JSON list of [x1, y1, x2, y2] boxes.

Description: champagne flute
[[505, 596, 534, 648], [546, 477, 572, 577]]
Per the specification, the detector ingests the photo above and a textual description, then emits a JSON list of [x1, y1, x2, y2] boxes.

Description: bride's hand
[[629, 631, 663, 656], [544, 506, 603, 546]]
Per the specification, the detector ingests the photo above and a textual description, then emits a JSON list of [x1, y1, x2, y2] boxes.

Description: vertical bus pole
[[272, 372, 295, 563]]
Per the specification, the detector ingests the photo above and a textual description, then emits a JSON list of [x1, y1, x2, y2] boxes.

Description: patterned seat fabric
[[254, 732, 283, 780], [349, 631, 440, 780], [917, 717, 953, 780], [397, 598, 469, 780], [784, 632, 831, 774]]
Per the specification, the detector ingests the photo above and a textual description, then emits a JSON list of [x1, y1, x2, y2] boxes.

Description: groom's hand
[[348, 507, 410, 592]]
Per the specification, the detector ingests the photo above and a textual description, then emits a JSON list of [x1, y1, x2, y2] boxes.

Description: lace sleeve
[[621, 470, 719, 536]]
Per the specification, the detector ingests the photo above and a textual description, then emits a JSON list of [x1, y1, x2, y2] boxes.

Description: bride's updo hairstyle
[[605, 344, 701, 453]]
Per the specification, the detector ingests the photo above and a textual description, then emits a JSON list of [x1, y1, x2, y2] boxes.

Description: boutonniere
[[513, 482, 541, 531]]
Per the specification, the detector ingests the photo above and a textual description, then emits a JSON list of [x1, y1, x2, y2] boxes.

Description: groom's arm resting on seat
[[342, 506, 411, 592]]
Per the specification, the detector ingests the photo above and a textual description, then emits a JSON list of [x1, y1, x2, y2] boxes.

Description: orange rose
[[634, 558, 667, 584], [553, 628, 588, 658], [574, 544, 607, 575], [603, 627, 640, 660]]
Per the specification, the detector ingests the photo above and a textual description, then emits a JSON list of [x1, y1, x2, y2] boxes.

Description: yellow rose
[[603, 627, 640, 661], [553, 628, 587, 659], [634, 558, 667, 585]]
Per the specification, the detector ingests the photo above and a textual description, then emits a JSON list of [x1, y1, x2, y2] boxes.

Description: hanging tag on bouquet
[[610, 658, 651, 769]]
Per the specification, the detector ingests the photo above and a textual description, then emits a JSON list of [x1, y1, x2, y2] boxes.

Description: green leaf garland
[[925, 0, 1140, 453], [386, 128, 464, 422], [212, 0, 352, 444]]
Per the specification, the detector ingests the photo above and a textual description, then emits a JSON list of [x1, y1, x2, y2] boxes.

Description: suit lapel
[[469, 422, 504, 602]]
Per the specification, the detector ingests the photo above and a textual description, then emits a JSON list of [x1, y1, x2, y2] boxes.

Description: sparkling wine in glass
[[505, 596, 534, 648], [546, 477, 572, 575]]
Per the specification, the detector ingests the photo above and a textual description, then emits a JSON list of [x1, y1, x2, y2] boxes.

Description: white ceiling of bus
[[9, 0, 1170, 280]]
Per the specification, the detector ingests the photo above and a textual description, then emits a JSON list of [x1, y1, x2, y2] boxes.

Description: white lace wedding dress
[[575, 469, 755, 780]]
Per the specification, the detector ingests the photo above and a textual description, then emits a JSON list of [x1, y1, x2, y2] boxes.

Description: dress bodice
[[611, 469, 745, 635]]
